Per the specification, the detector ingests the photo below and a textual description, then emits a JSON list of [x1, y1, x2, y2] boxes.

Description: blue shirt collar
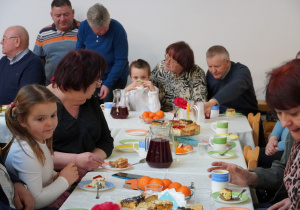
[[8, 48, 29, 65]]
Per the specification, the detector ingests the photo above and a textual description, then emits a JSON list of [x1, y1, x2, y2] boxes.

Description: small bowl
[[145, 184, 163, 192], [139, 116, 164, 124], [185, 190, 194, 201]]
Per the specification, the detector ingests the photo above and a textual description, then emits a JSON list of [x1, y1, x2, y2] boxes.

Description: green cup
[[209, 135, 227, 151], [211, 120, 229, 134]]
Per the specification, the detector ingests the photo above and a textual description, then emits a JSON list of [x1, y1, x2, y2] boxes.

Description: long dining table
[[60, 111, 255, 210]]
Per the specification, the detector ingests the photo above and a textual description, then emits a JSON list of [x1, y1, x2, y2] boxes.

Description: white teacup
[[135, 85, 147, 94], [211, 170, 230, 192], [211, 120, 228, 134], [133, 139, 148, 158], [100, 102, 114, 115], [209, 135, 227, 151]]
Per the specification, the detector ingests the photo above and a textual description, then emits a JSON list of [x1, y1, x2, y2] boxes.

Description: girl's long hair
[[5, 84, 58, 165]]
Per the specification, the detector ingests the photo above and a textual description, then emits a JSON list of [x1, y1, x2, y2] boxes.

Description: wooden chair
[[262, 120, 276, 144], [243, 145, 260, 169], [248, 113, 261, 147], [0, 139, 13, 158]]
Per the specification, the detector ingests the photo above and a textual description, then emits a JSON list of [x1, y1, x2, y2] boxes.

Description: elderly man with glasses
[[0, 25, 45, 105]]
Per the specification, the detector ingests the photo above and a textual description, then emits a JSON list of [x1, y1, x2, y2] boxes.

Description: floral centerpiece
[[173, 97, 188, 121], [91, 202, 120, 210]]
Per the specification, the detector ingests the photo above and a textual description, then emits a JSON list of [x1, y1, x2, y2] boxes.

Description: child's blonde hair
[[5, 84, 58, 165], [129, 59, 151, 76]]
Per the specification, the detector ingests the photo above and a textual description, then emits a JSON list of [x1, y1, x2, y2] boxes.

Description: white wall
[[1, 0, 300, 99]]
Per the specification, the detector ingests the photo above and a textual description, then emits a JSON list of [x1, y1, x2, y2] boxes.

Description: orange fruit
[[142, 111, 150, 119], [155, 110, 165, 119], [162, 179, 172, 188], [149, 112, 156, 118], [168, 182, 182, 190], [153, 116, 161, 120], [138, 176, 152, 191], [176, 148, 187, 153], [149, 178, 166, 190], [177, 186, 191, 197]]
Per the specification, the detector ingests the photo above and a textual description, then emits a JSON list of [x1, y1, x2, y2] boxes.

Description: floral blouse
[[151, 60, 207, 112]]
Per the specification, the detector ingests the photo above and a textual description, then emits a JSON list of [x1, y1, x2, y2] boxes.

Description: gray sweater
[[251, 132, 293, 203]]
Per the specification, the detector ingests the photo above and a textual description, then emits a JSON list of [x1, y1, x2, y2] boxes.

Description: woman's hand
[[207, 161, 258, 186], [142, 81, 155, 92], [13, 182, 35, 210], [265, 136, 279, 156], [268, 198, 291, 210], [59, 162, 79, 186], [75, 152, 104, 171]]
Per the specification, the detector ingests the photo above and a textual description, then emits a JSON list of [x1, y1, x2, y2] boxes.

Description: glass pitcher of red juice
[[145, 124, 175, 168], [110, 89, 129, 119]]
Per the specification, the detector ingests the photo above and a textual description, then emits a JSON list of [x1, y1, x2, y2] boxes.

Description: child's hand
[[125, 81, 142, 92], [142, 81, 155, 92], [59, 162, 79, 186]]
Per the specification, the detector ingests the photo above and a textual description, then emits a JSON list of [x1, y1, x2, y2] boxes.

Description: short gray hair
[[87, 3, 110, 29], [206, 45, 230, 61]]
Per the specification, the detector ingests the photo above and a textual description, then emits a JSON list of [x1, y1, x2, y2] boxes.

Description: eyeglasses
[[95, 79, 102, 86], [2, 36, 18, 42], [165, 54, 178, 65]]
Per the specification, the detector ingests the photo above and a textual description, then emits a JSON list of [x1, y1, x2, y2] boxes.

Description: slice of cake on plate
[[220, 188, 232, 201], [109, 158, 128, 168]]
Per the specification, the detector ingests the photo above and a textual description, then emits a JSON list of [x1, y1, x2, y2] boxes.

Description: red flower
[[92, 202, 120, 210], [174, 97, 187, 109]]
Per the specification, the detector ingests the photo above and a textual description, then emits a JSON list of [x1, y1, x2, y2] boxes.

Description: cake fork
[[96, 182, 101, 199]]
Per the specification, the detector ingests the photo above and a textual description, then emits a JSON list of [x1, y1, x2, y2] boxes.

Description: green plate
[[119, 139, 139, 144], [65, 209, 88, 210], [227, 141, 236, 149], [208, 151, 236, 159], [211, 191, 249, 204]]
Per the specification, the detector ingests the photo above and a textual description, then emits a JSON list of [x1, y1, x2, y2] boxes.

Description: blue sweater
[[270, 120, 289, 151], [206, 61, 259, 116], [76, 19, 129, 89], [0, 51, 45, 105]]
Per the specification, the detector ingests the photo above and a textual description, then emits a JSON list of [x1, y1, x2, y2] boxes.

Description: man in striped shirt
[[33, 0, 80, 85]]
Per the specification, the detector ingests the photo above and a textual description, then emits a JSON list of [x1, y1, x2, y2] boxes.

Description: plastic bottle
[[210, 105, 219, 118]]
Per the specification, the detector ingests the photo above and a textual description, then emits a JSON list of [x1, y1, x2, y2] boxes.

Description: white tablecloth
[[60, 111, 255, 210], [106, 111, 255, 149]]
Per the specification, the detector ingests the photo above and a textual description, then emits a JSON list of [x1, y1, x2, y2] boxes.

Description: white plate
[[176, 150, 194, 155], [114, 144, 138, 153], [101, 162, 133, 170], [219, 113, 243, 118], [207, 151, 236, 159], [211, 191, 249, 204], [78, 180, 114, 192], [125, 129, 148, 136]]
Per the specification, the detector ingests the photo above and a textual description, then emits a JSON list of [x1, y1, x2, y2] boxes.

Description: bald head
[[1, 25, 29, 58], [9, 25, 29, 48]]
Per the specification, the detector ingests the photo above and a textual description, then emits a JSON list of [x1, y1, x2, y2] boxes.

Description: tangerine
[[155, 110, 165, 119], [149, 112, 156, 118], [138, 176, 152, 191], [142, 111, 150, 119], [162, 179, 172, 188], [176, 148, 187, 153], [168, 182, 182, 190], [149, 178, 166, 190], [153, 116, 161, 120], [177, 186, 191, 197]]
